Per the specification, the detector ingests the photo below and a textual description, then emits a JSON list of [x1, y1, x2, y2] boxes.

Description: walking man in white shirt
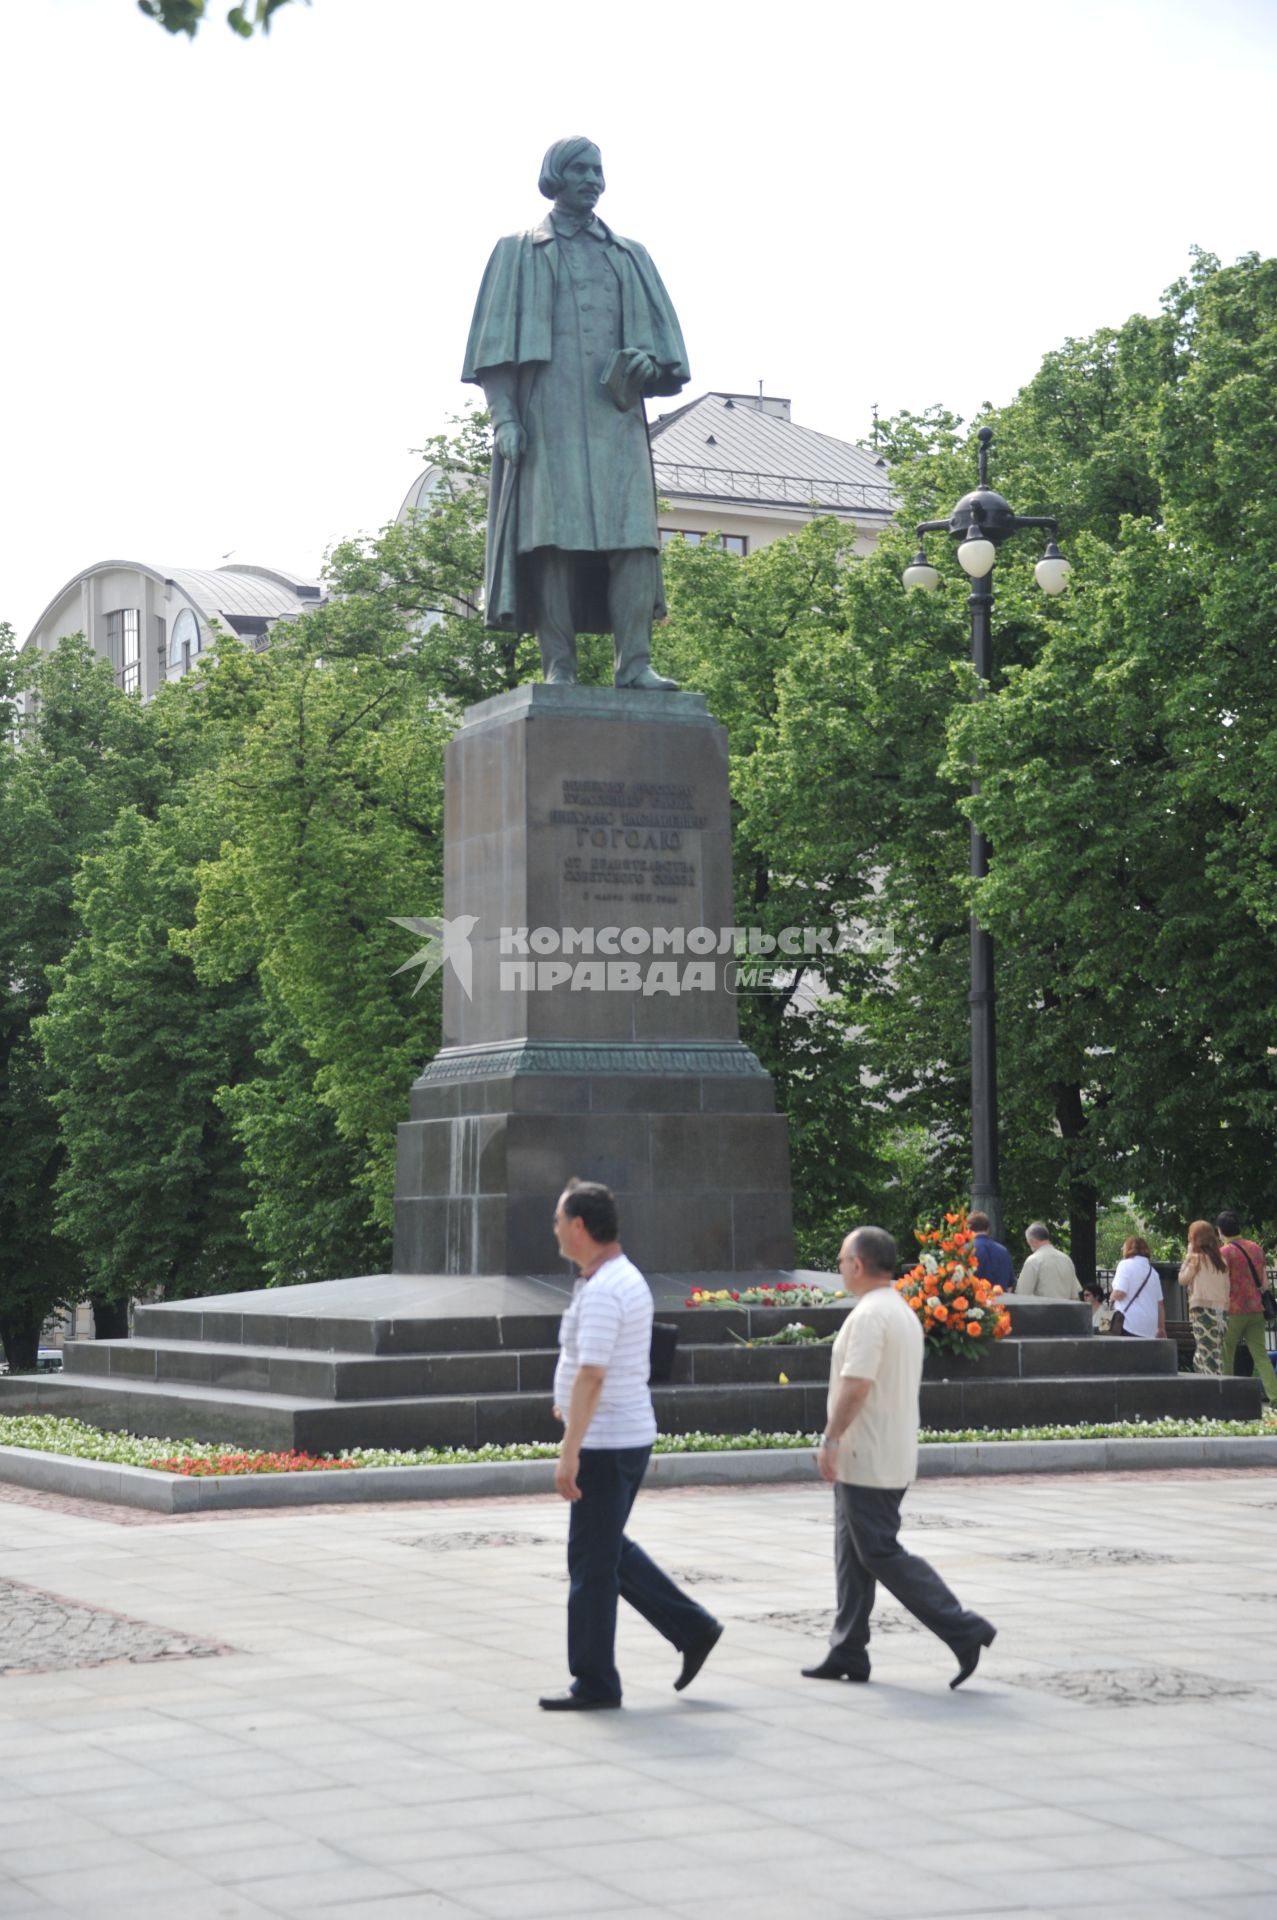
[[805, 1226, 996, 1689], [540, 1179, 723, 1711]]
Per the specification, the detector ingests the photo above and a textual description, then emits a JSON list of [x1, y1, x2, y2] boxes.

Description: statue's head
[[539, 136, 604, 213]]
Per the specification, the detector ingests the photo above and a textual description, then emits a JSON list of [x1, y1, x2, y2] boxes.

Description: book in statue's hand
[[601, 348, 650, 412]]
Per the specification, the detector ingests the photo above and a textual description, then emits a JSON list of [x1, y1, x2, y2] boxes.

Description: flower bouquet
[[895, 1210, 1012, 1359], [684, 1282, 849, 1310], [728, 1321, 837, 1348]]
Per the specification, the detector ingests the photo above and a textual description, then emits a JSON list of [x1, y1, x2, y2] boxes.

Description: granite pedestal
[[393, 684, 794, 1276]]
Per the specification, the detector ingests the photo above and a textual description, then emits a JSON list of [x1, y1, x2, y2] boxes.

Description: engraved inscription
[[551, 778, 704, 905]]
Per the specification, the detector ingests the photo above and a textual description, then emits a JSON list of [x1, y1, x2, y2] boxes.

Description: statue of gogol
[[463, 137, 690, 690]]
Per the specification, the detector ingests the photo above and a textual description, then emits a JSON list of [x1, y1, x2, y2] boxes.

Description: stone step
[[917, 1372, 1263, 1431], [922, 1337, 1177, 1380], [130, 1301, 567, 1358], [128, 1291, 1095, 1357], [1, 1362, 1262, 1455], [62, 1339, 559, 1401], [61, 1327, 1179, 1406]]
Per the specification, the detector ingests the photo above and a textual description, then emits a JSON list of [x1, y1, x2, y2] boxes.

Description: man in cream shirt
[[806, 1226, 996, 1689], [1016, 1222, 1081, 1299]]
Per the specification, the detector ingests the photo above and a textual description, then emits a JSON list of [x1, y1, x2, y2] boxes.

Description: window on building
[[106, 608, 141, 693], [660, 529, 747, 557]]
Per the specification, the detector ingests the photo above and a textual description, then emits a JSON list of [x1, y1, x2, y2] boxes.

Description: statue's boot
[[616, 662, 680, 691]]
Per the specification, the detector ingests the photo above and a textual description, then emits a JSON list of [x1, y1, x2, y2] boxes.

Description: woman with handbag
[[1109, 1235, 1165, 1339], [1179, 1220, 1229, 1376]]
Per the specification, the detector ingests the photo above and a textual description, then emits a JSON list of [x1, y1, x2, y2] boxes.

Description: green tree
[[0, 634, 168, 1364], [37, 802, 262, 1307]]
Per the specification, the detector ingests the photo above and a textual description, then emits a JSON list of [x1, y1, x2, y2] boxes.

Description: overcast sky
[[3, 0, 1275, 640]]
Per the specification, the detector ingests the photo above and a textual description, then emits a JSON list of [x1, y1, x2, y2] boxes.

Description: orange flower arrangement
[[894, 1208, 1012, 1359]]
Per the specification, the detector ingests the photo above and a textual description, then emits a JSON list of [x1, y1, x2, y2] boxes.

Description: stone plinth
[[392, 685, 794, 1276]]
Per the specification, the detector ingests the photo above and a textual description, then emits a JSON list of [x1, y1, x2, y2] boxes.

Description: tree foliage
[[138, 0, 305, 39], [0, 635, 172, 1364]]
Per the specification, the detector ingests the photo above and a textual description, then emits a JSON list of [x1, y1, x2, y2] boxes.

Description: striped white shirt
[[553, 1253, 657, 1450]]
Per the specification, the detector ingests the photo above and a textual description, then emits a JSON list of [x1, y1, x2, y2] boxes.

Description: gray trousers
[[830, 1482, 989, 1677], [533, 548, 655, 685]]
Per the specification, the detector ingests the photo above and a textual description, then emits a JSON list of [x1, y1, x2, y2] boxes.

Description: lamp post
[[902, 427, 1070, 1248]]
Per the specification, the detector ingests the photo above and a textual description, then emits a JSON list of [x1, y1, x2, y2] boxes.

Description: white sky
[[2, 0, 1275, 639]]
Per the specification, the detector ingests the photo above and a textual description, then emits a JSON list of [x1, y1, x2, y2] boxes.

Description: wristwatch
[[820, 1433, 839, 1451]]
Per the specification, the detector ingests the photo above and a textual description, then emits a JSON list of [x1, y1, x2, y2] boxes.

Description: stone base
[[394, 1048, 792, 1275]]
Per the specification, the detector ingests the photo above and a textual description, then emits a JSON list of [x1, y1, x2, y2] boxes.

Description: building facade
[[24, 560, 324, 699], [649, 391, 896, 557]]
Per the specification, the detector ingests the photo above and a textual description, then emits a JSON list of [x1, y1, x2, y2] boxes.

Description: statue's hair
[[539, 136, 603, 200]]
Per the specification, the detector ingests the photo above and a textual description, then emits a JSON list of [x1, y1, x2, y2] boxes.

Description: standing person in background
[[968, 1211, 1013, 1294], [1081, 1283, 1113, 1333], [1217, 1211, 1277, 1405], [1179, 1220, 1230, 1376], [1015, 1224, 1081, 1299], [1110, 1235, 1165, 1339], [540, 1179, 722, 1711]]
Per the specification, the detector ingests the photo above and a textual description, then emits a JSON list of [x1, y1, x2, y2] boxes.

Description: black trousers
[[829, 1482, 990, 1678], [567, 1445, 717, 1703]]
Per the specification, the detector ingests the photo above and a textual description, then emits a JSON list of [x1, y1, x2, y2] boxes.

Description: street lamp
[[902, 426, 1070, 1248]]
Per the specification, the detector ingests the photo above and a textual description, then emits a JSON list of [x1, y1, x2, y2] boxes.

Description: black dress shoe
[[538, 1690, 621, 1711], [801, 1657, 869, 1682], [950, 1622, 997, 1691], [674, 1622, 723, 1692]]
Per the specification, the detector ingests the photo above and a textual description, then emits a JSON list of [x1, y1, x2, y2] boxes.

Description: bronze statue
[[463, 137, 690, 690]]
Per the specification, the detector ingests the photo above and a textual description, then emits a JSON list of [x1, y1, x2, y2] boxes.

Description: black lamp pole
[[905, 427, 1069, 1250]]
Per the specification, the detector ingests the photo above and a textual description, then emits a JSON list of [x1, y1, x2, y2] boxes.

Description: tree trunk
[[1053, 1080, 1098, 1286], [0, 1317, 41, 1373], [90, 1295, 130, 1341], [1067, 1178, 1098, 1288]]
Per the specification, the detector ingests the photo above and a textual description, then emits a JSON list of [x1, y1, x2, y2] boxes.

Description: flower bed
[[151, 1450, 358, 1477], [0, 1411, 1272, 1475]]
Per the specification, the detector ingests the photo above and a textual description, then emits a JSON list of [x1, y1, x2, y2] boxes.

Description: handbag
[[1106, 1260, 1154, 1336]]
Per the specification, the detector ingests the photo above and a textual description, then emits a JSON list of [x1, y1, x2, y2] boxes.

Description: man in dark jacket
[[968, 1210, 1014, 1294]]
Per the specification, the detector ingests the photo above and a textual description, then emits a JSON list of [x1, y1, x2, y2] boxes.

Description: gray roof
[[649, 393, 896, 517], [165, 565, 322, 620]]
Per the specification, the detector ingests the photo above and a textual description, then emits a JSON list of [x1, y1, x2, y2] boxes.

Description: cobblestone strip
[[0, 1574, 233, 1676]]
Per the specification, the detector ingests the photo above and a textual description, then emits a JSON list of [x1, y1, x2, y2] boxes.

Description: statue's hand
[[628, 351, 657, 387], [494, 420, 526, 465]]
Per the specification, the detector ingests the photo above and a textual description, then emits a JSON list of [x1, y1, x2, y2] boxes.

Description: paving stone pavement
[[0, 1469, 1274, 1919]]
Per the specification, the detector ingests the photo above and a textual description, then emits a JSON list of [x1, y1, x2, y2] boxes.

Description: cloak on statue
[[462, 214, 690, 636]]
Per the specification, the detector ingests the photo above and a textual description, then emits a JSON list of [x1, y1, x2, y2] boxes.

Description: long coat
[[463, 215, 690, 635]]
